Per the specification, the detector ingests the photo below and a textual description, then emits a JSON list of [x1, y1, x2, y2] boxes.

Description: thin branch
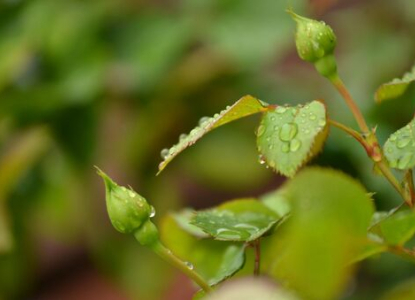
[[330, 75, 370, 134], [254, 239, 261, 276]]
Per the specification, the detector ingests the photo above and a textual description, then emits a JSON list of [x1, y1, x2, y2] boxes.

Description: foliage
[[97, 9, 415, 300], [3, 1, 415, 299]]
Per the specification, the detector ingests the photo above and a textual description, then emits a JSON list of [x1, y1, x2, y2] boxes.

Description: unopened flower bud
[[288, 10, 338, 78], [97, 168, 151, 234]]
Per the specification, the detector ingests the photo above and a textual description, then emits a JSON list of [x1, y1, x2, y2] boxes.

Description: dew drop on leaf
[[281, 143, 290, 153], [279, 123, 298, 141], [290, 139, 302, 152], [397, 136, 411, 149], [257, 125, 266, 137], [198, 116, 210, 126], [397, 153, 413, 169], [185, 261, 194, 270], [276, 106, 287, 114]]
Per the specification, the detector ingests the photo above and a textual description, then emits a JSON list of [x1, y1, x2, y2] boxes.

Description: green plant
[[98, 10, 415, 300]]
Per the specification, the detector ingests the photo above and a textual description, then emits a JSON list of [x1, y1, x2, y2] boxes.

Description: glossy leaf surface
[[266, 168, 374, 300], [375, 64, 415, 103], [158, 95, 266, 174], [160, 212, 245, 286], [256, 101, 328, 177], [192, 199, 279, 242], [378, 210, 415, 246], [384, 118, 415, 170]]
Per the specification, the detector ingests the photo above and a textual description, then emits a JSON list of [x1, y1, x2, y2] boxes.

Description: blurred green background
[[1, 0, 415, 299]]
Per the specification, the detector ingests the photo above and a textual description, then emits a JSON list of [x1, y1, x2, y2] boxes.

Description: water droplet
[[268, 144, 274, 150], [304, 128, 310, 134], [214, 113, 219, 118], [258, 155, 266, 165], [309, 113, 316, 120], [273, 125, 279, 131], [269, 160, 276, 168], [169, 147, 176, 155], [257, 125, 265, 137], [281, 143, 290, 153], [386, 146, 393, 153], [279, 123, 298, 141], [179, 134, 187, 141], [276, 106, 287, 114], [318, 119, 326, 126], [290, 139, 301, 152], [397, 136, 411, 148], [390, 135, 397, 141], [199, 116, 210, 126], [389, 159, 398, 168], [149, 206, 156, 218], [128, 190, 136, 198], [266, 136, 271, 142], [271, 116, 276, 121], [301, 113, 306, 118], [185, 261, 194, 270], [216, 228, 242, 240], [398, 153, 413, 169]]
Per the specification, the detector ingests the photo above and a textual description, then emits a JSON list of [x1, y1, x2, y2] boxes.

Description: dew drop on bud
[[149, 206, 156, 218]]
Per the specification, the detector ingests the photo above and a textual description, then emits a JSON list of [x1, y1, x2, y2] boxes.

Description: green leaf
[[160, 211, 245, 286], [349, 237, 387, 264], [378, 210, 415, 246], [265, 167, 374, 300], [201, 278, 300, 300], [260, 188, 291, 217], [380, 278, 415, 300], [192, 199, 279, 242], [256, 101, 328, 177], [172, 209, 209, 238], [375, 64, 415, 103], [157, 95, 266, 174], [383, 117, 415, 170]]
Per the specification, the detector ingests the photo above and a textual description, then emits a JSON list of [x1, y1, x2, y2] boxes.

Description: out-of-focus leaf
[[206, 0, 305, 69], [266, 167, 374, 300], [260, 188, 291, 217], [0, 202, 12, 253], [380, 277, 415, 300], [192, 199, 279, 242], [383, 117, 415, 170], [378, 210, 415, 246], [0, 126, 50, 252], [160, 212, 245, 286], [256, 101, 328, 177], [349, 238, 387, 264], [172, 209, 209, 238], [158, 95, 266, 174], [201, 278, 300, 300], [0, 127, 50, 197], [375, 64, 415, 103]]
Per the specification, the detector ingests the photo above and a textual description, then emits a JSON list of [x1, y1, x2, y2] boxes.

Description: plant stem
[[376, 161, 410, 205], [328, 74, 412, 206], [253, 239, 261, 276], [389, 246, 415, 264], [151, 241, 212, 293], [328, 119, 366, 146], [330, 75, 370, 134]]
